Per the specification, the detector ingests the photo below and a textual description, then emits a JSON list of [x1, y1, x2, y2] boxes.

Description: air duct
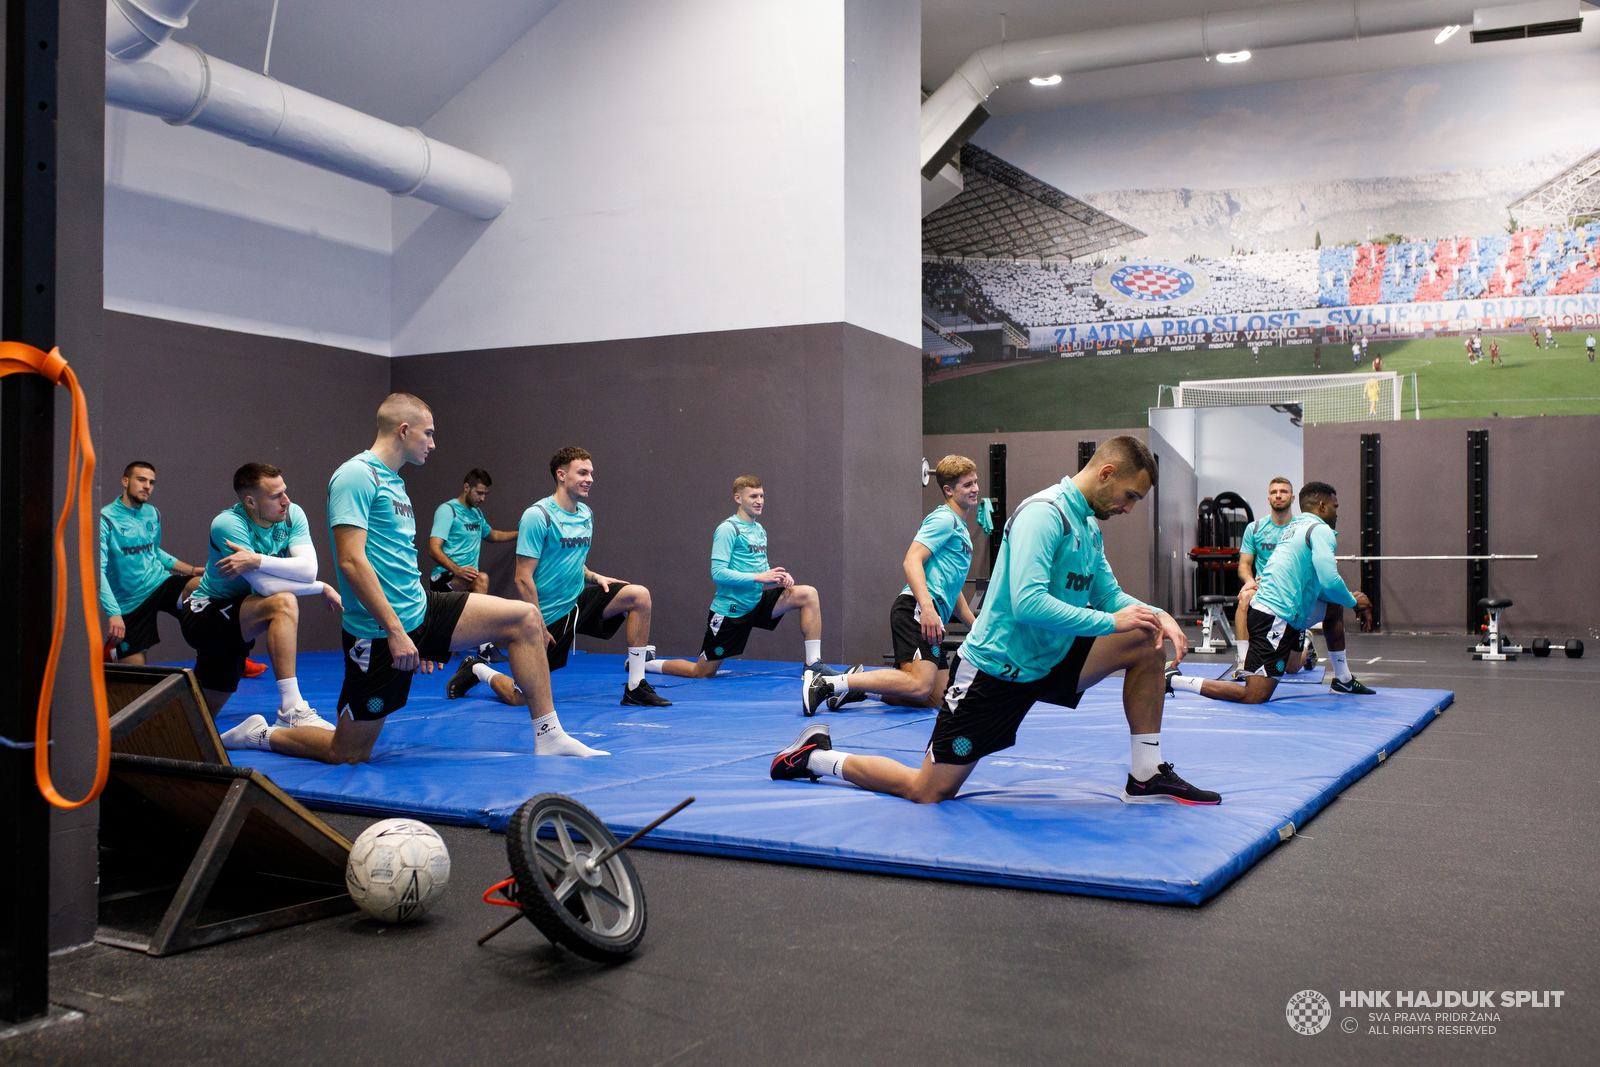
[[921, 0, 1495, 179], [103, 3, 512, 220]]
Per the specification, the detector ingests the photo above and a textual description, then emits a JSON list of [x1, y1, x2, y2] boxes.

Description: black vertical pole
[[1359, 433, 1381, 630], [1466, 430, 1489, 633], [987, 443, 1006, 571], [0, 0, 60, 1025], [1076, 440, 1097, 472]]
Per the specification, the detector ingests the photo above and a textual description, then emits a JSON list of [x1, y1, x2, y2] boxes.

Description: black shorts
[[112, 573, 190, 659], [889, 593, 949, 671], [429, 573, 455, 593], [1243, 606, 1303, 679], [928, 639, 1097, 765], [700, 587, 784, 661], [337, 591, 470, 721], [545, 581, 628, 671], [178, 593, 255, 693]]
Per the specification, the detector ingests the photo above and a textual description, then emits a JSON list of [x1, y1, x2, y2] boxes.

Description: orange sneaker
[[242, 657, 268, 679]]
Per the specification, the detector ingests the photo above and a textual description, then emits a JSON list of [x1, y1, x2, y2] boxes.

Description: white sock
[[626, 647, 647, 689], [804, 640, 821, 665], [643, 658, 665, 674], [822, 674, 850, 693], [1131, 733, 1162, 781], [1170, 674, 1205, 695], [276, 677, 302, 711], [807, 749, 849, 778], [1329, 650, 1352, 682], [472, 662, 500, 684], [531, 712, 609, 757]]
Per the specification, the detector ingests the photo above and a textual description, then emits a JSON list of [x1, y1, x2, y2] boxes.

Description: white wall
[[1191, 406, 1305, 521], [392, 0, 920, 355], [103, 0, 923, 357], [103, 108, 394, 354], [1151, 403, 1306, 519], [843, 0, 920, 349]]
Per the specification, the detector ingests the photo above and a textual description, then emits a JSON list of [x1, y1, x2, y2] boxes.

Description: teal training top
[[1239, 514, 1294, 576], [961, 478, 1149, 684], [429, 499, 490, 580], [517, 496, 592, 621], [709, 516, 769, 617], [1250, 512, 1357, 630], [194, 502, 312, 602], [98, 498, 180, 616], [327, 451, 426, 639], [899, 505, 973, 623]]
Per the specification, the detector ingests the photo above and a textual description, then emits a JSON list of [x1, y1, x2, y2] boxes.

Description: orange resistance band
[[0, 341, 110, 809]]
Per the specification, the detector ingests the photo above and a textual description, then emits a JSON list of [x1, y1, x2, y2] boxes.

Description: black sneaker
[[770, 724, 831, 781], [801, 660, 830, 713], [1330, 675, 1376, 695], [1122, 763, 1221, 805], [1163, 663, 1182, 696], [827, 665, 868, 711], [621, 679, 672, 707], [479, 642, 510, 664], [803, 671, 831, 717], [447, 655, 485, 699], [1302, 646, 1318, 671]]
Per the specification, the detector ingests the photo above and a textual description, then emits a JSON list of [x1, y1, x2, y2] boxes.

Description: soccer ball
[[345, 819, 452, 923]]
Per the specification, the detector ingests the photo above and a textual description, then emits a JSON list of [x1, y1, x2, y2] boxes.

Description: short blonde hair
[[934, 455, 977, 493], [376, 393, 431, 436], [733, 475, 763, 494]]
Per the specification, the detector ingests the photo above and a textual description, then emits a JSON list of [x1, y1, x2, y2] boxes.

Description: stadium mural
[[923, 49, 1600, 433]]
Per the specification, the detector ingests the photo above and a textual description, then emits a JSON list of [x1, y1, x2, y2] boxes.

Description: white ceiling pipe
[[922, 0, 1486, 174], [106, 36, 512, 219], [107, 0, 202, 61]]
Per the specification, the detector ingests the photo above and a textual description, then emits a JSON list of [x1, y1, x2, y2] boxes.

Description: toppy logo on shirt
[[119, 543, 156, 557], [1064, 571, 1092, 592], [391, 500, 414, 518], [558, 535, 591, 549]]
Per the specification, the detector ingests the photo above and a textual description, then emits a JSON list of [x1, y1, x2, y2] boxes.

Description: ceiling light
[[1215, 50, 1251, 63], [1029, 74, 1062, 87], [1435, 24, 1460, 43]]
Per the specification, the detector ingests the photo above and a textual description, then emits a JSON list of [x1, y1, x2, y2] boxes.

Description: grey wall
[[392, 322, 922, 664], [1306, 415, 1600, 636], [43, 0, 109, 951], [102, 312, 392, 657], [921, 428, 1157, 605]]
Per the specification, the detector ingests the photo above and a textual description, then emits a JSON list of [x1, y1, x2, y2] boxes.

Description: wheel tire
[[506, 793, 647, 962]]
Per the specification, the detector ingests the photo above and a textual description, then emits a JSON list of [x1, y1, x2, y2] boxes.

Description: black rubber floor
[[7, 635, 1596, 1066]]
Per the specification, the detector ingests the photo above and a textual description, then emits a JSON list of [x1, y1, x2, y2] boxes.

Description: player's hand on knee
[[1112, 605, 1160, 635], [320, 585, 343, 614]]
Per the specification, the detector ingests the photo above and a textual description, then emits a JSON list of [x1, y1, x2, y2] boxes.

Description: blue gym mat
[[200, 651, 1452, 905]]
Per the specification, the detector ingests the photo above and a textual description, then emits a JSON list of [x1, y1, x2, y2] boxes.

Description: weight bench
[[1472, 597, 1521, 661], [1196, 595, 1238, 653]]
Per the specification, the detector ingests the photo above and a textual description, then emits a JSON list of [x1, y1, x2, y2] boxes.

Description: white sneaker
[[276, 704, 335, 731], [221, 714, 274, 751]]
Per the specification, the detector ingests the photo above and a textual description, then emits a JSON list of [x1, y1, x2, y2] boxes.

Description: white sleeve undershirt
[[245, 543, 324, 596]]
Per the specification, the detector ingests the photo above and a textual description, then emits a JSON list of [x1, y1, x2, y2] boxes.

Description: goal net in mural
[[1171, 372, 1401, 423]]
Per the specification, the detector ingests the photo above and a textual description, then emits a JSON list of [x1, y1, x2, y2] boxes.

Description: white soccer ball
[[345, 818, 452, 924]]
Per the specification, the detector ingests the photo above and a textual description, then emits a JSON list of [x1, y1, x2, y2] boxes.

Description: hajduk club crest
[[1093, 262, 1211, 309]]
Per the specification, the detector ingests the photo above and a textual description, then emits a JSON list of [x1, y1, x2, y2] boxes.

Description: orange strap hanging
[[0, 341, 110, 809]]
